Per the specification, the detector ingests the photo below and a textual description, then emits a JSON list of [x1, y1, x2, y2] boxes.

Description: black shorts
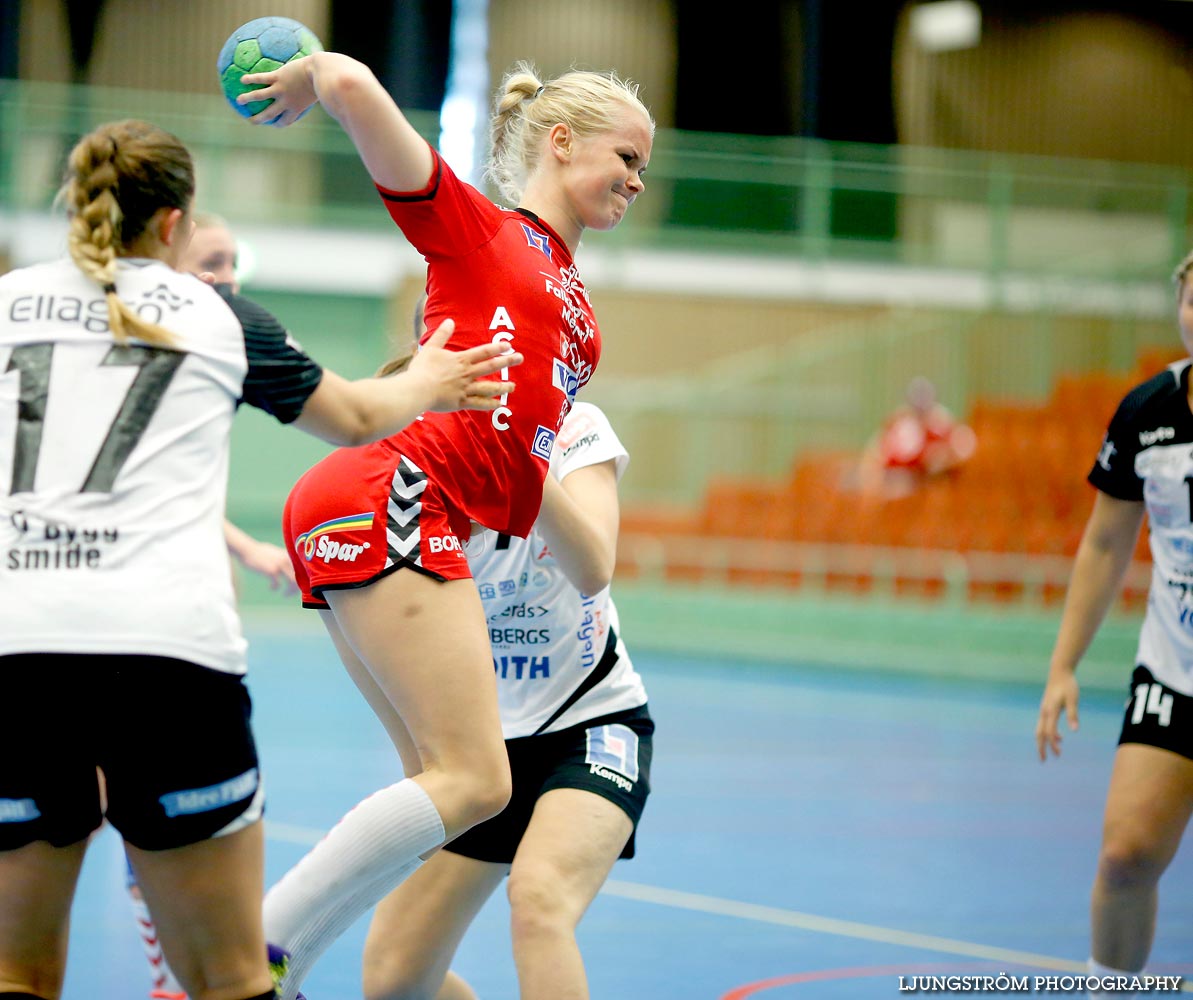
[[0, 653, 263, 851], [1118, 666, 1193, 761], [446, 704, 654, 865]]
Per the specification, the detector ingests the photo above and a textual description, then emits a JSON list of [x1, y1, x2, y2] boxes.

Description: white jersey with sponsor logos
[[1089, 359, 1193, 695], [0, 257, 323, 674], [465, 402, 648, 737]]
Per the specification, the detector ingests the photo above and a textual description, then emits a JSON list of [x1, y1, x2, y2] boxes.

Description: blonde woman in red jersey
[[234, 55, 653, 997]]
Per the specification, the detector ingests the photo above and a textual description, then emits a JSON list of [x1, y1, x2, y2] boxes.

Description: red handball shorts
[[283, 444, 473, 609]]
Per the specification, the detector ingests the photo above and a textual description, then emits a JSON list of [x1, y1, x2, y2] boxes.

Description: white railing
[[617, 530, 1151, 611]]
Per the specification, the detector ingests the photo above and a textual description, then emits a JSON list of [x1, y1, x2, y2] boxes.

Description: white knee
[[1097, 836, 1167, 892], [443, 761, 511, 833], [507, 864, 576, 942], [362, 948, 439, 1000]]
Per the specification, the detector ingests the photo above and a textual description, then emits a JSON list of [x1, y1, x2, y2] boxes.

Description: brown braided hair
[[57, 120, 195, 349]]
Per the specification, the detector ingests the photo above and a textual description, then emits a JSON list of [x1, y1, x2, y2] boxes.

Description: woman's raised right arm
[[239, 51, 434, 192]]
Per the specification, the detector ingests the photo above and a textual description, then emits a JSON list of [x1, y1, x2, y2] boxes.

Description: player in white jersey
[[123, 212, 296, 1000], [0, 119, 520, 1000], [336, 400, 653, 1000], [183, 212, 299, 595], [1037, 248, 1193, 993]]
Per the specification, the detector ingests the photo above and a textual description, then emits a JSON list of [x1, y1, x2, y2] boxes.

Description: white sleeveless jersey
[[466, 402, 648, 737], [0, 257, 323, 674], [1089, 359, 1193, 695]]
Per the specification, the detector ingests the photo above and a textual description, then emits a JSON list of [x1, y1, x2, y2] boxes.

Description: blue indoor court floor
[[62, 627, 1192, 999]]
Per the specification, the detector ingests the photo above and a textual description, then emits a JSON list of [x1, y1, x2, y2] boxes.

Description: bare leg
[[435, 970, 481, 1000], [127, 822, 273, 1000], [127, 870, 186, 997], [263, 572, 509, 999], [0, 838, 88, 999], [508, 789, 632, 1000], [1091, 744, 1193, 971], [319, 609, 423, 779], [361, 850, 504, 1000], [326, 572, 510, 836]]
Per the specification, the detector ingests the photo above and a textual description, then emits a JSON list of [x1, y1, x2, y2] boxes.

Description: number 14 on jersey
[[1130, 682, 1173, 727]]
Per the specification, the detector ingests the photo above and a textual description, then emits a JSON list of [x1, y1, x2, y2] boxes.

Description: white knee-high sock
[[1087, 957, 1141, 998], [263, 778, 446, 1000]]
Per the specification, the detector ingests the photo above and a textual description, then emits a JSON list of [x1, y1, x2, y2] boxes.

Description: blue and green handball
[[217, 16, 323, 122]]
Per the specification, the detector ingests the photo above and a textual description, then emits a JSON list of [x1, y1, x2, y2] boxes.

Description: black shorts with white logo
[[0, 653, 263, 851], [1118, 665, 1193, 761], [446, 703, 654, 865]]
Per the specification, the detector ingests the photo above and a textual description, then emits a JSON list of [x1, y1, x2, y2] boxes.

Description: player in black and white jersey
[[122, 212, 299, 1000], [184, 212, 300, 595], [1037, 248, 1193, 991], [335, 398, 652, 1000], [0, 119, 519, 1000]]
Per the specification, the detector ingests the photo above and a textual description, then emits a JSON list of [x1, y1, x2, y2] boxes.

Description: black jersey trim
[[530, 627, 619, 737], [1113, 361, 1188, 429], [309, 558, 448, 605], [1087, 360, 1193, 502], [218, 287, 324, 424], [376, 149, 443, 204]]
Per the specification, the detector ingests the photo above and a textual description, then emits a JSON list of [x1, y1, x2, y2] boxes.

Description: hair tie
[[102, 282, 117, 294], [533, 86, 544, 99]]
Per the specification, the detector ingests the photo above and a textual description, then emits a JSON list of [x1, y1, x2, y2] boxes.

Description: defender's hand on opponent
[[406, 319, 521, 413]]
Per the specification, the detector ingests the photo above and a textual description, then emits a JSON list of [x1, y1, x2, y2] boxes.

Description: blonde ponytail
[[375, 352, 414, 378], [485, 61, 654, 206]]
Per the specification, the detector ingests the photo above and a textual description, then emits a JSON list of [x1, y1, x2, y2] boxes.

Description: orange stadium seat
[[635, 358, 1166, 606]]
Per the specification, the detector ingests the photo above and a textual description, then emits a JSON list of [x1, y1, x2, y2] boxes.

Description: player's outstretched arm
[[293, 319, 521, 447], [1036, 492, 1144, 761], [239, 51, 434, 192]]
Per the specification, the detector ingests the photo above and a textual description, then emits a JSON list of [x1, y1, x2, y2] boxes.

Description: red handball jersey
[[376, 149, 601, 538]]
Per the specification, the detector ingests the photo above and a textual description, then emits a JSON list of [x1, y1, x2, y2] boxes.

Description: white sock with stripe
[[128, 883, 186, 998], [262, 778, 445, 1000], [1087, 957, 1142, 998]]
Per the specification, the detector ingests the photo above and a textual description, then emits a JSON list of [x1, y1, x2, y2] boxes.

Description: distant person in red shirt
[[234, 52, 654, 998], [860, 376, 976, 498]]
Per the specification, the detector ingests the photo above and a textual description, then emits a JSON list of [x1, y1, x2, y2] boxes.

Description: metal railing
[[3, 79, 1192, 279], [616, 531, 1151, 614]]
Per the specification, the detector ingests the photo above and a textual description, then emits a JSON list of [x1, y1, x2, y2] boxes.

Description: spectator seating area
[[617, 348, 1185, 608]]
